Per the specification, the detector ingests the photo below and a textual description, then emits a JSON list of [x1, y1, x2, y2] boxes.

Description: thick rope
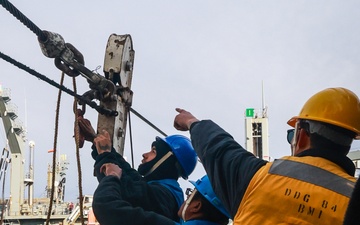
[[73, 78, 85, 225], [46, 72, 64, 225]]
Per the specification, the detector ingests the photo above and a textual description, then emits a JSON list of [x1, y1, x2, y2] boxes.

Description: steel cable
[[0, 0, 47, 41], [0, 51, 116, 116]]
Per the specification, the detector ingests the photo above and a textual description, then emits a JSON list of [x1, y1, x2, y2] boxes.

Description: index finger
[[175, 108, 184, 113]]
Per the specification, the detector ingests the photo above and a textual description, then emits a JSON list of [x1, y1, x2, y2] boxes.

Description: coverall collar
[[297, 148, 355, 176]]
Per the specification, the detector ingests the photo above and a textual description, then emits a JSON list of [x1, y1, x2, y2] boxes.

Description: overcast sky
[[1, 0, 360, 202]]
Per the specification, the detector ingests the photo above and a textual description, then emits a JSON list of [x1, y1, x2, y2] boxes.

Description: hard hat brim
[[287, 117, 297, 128]]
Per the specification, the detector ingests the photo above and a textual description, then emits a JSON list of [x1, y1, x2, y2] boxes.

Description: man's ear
[[189, 199, 202, 213]]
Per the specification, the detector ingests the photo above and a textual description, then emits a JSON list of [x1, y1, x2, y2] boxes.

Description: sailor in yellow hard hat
[[173, 87, 360, 225], [287, 87, 360, 155]]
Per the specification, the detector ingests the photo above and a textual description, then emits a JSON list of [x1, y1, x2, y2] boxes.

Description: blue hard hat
[[189, 175, 230, 218], [156, 135, 197, 179]]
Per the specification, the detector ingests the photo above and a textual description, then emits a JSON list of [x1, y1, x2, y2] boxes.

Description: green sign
[[246, 108, 254, 117]]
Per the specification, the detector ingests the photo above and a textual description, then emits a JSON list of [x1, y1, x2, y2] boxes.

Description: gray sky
[[1, 0, 360, 202]]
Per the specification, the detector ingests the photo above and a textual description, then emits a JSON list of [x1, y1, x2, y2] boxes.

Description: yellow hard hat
[[287, 87, 360, 139]]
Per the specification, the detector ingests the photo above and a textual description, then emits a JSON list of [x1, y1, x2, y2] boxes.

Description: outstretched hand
[[173, 108, 199, 131], [94, 130, 112, 154]]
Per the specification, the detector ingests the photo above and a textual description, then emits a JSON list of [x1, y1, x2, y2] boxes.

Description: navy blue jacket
[[93, 175, 178, 225], [92, 147, 183, 221]]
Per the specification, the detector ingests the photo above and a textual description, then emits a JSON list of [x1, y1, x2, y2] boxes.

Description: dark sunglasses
[[287, 129, 295, 144]]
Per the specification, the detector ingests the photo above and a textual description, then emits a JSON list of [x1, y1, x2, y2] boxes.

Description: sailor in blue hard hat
[[178, 175, 230, 225], [81, 123, 197, 223]]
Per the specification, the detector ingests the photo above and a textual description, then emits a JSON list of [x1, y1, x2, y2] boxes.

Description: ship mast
[[244, 81, 270, 161]]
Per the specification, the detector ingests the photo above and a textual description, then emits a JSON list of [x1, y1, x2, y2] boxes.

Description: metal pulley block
[[98, 34, 135, 156], [103, 34, 135, 89]]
